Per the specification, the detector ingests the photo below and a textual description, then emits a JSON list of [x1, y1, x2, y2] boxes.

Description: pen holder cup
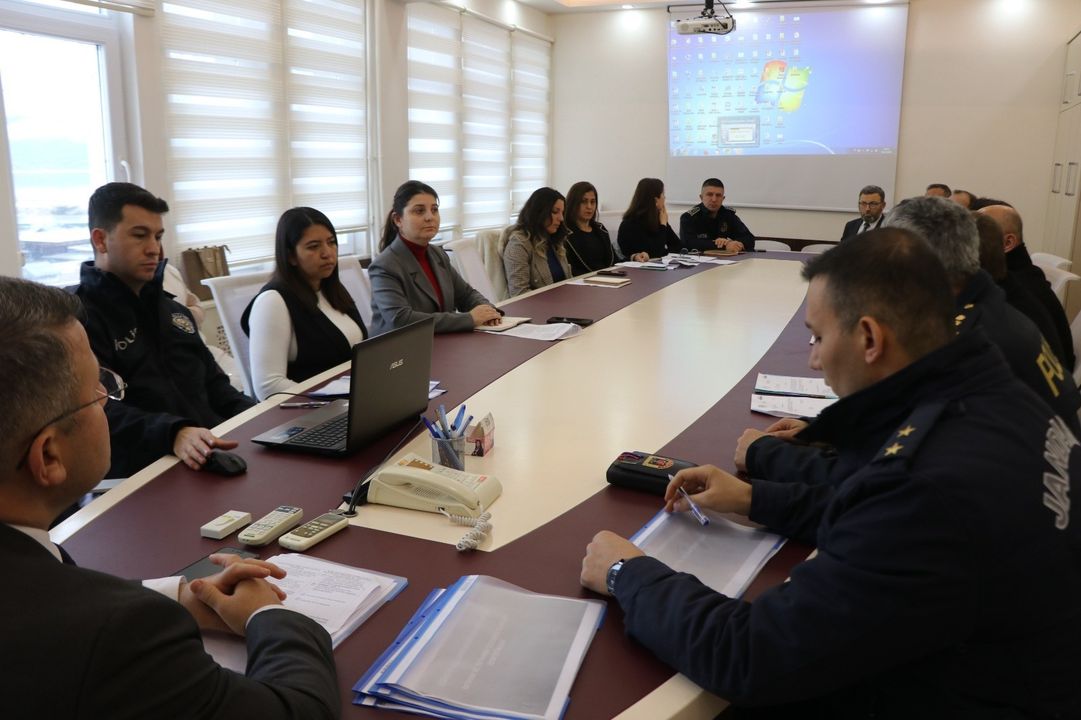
[[431, 435, 466, 471]]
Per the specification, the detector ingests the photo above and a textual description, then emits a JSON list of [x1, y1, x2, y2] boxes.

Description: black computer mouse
[[204, 449, 247, 476]]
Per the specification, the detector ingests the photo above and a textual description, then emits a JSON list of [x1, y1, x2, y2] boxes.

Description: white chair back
[[447, 237, 501, 303], [755, 239, 792, 252], [800, 243, 837, 254], [202, 271, 272, 397], [474, 229, 509, 302], [1031, 252, 1072, 271], [337, 254, 373, 329], [1041, 265, 1081, 307]]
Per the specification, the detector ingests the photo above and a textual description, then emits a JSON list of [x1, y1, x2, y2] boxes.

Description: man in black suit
[[0, 277, 338, 719], [979, 202, 1075, 371], [839, 185, 886, 241]]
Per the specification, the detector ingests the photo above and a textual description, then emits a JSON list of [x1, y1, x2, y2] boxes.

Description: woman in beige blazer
[[501, 187, 573, 297]]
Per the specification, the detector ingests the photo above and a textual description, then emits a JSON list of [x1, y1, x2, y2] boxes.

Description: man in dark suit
[[979, 202, 1075, 371], [839, 185, 886, 241], [0, 277, 338, 719]]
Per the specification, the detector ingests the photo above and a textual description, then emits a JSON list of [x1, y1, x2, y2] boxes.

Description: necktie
[[860, 221, 870, 234]]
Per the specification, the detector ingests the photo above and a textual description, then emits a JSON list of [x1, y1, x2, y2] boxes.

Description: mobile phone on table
[[596, 269, 627, 277], [547, 316, 594, 327], [176, 547, 258, 581]]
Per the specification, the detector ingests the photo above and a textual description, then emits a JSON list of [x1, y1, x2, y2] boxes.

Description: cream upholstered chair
[[1031, 252, 1071, 271], [755, 239, 792, 252], [336, 254, 373, 328], [801, 243, 837, 254], [1040, 265, 1081, 307], [446, 237, 501, 302], [202, 271, 272, 397]]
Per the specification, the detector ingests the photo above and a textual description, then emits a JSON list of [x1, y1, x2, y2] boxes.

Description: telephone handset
[[367, 453, 502, 519]]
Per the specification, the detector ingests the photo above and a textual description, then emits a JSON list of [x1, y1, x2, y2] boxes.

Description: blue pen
[[423, 416, 443, 439], [452, 405, 467, 433], [669, 474, 709, 526], [457, 415, 473, 438], [437, 404, 451, 434]]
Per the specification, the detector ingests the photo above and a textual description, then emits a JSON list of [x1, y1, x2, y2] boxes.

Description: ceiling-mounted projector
[[676, 15, 734, 35], [673, 0, 735, 35]]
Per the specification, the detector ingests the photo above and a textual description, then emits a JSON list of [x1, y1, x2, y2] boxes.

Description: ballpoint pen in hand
[[669, 474, 710, 526]]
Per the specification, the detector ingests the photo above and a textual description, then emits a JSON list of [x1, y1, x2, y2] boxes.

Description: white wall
[[551, 0, 1081, 246]]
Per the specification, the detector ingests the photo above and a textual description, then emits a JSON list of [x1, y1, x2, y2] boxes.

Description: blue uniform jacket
[[74, 261, 256, 477], [614, 331, 1081, 717]]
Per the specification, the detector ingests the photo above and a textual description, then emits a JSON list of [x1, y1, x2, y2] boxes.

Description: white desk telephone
[[367, 453, 502, 519]]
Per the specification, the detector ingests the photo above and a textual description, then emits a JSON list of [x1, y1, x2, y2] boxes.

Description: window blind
[[406, 2, 551, 240], [160, 0, 367, 262]]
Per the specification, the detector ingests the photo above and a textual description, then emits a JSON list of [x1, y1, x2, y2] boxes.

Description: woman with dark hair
[[501, 187, 572, 297], [564, 181, 614, 276], [617, 178, 680, 261], [242, 207, 367, 400], [369, 180, 500, 335]]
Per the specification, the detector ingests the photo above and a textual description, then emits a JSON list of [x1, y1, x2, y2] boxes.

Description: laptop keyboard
[[287, 413, 348, 449]]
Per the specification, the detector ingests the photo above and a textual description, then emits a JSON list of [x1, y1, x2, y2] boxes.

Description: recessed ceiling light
[[622, 4, 633, 8]]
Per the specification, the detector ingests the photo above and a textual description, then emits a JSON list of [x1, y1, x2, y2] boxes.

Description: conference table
[[54, 251, 820, 719]]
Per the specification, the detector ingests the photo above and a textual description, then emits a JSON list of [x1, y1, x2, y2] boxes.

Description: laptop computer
[[252, 317, 435, 456]]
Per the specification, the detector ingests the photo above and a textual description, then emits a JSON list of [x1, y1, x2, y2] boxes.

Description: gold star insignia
[[897, 425, 916, 438], [954, 314, 965, 326], [963, 303, 974, 310], [884, 443, 903, 456]]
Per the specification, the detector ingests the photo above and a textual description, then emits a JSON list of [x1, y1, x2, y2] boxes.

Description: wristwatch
[[606, 558, 626, 596]]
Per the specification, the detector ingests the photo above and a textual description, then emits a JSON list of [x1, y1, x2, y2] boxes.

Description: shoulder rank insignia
[[171, 312, 196, 335], [873, 401, 948, 463], [687, 205, 701, 216]]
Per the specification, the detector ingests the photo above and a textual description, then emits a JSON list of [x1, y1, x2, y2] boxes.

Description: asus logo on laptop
[[390, 358, 404, 370]]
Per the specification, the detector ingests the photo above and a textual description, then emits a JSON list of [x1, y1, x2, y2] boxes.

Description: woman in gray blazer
[[501, 187, 573, 297], [369, 181, 501, 335]]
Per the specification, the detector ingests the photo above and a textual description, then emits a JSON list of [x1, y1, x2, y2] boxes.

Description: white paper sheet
[[632, 510, 785, 598], [754, 373, 836, 399], [750, 393, 836, 418], [312, 378, 445, 399], [482, 322, 581, 341]]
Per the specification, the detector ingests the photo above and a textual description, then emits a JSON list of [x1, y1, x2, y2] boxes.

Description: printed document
[[632, 510, 784, 598]]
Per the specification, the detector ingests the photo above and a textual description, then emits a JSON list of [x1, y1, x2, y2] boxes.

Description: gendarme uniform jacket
[[613, 330, 1081, 717], [74, 261, 256, 477], [678, 203, 756, 251]]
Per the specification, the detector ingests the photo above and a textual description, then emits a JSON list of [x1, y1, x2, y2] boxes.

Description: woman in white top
[[242, 207, 367, 400]]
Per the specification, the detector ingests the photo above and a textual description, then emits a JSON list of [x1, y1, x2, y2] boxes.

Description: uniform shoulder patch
[[872, 401, 948, 464], [687, 205, 701, 216], [171, 312, 196, 335]]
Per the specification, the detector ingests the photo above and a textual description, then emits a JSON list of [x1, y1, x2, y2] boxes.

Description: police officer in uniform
[[678, 178, 756, 252], [581, 229, 1081, 716], [74, 183, 256, 478]]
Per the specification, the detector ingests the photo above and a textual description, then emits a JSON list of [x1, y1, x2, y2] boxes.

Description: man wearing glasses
[[840, 185, 887, 241], [0, 277, 337, 718], [74, 182, 256, 477]]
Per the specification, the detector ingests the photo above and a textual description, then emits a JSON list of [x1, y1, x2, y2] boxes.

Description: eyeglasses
[[858, 201, 884, 208], [15, 367, 125, 469]]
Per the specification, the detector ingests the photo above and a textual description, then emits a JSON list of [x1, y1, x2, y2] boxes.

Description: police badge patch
[[171, 313, 196, 334]]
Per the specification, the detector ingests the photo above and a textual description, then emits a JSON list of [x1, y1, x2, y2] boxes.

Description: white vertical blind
[[406, 3, 551, 239], [511, 33, 550, 214], [461, 16, 509, 230], [406, 3, 461, 230], [160, 0, 367, 261]]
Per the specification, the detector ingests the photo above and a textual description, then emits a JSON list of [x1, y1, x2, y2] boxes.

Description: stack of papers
[[582, 274, 631, 288], [617, 259, 673, 270], [482, 322, 581, 341], [631, 510, 785, 598], [204, 554, 406, 671], [750, 373, 837, 419], [354, 575, 605, 719]]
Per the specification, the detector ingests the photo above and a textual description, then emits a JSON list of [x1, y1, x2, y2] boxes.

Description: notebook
[[251, 318, 434, 456]]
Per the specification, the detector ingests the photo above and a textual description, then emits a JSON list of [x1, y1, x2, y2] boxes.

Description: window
[[407, 3, 552, 241], [0, 0, 130, 285], [159, 0, 369, 263]]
